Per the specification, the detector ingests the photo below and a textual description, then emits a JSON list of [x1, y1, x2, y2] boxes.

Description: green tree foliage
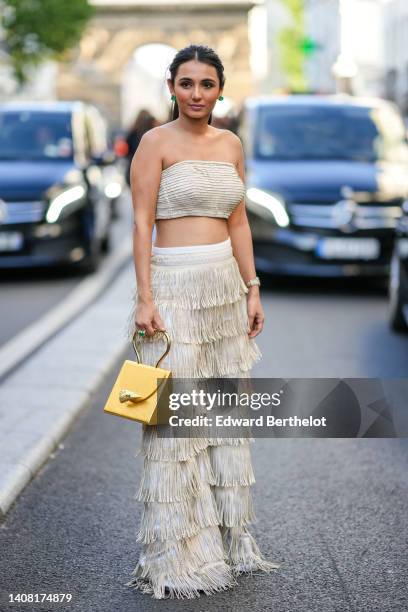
[[278, 0, 308, 92], [1, 0, 94, 84]]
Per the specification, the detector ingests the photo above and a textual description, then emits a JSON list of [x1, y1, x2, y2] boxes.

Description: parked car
[[238, 94, 408, 277], [388, 200, 408, 331], [0, 101, 122, 273]]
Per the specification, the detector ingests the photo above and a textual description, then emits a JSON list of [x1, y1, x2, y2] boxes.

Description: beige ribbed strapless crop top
[[155, 160, 245, 220]]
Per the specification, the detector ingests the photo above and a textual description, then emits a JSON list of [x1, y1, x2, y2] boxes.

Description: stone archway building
[[57, 0, 258, 127]]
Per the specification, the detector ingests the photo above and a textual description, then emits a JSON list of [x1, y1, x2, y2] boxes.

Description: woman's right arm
[[129, 129, 166, 336]]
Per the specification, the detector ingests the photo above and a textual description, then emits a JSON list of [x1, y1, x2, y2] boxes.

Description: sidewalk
[[0, 260, 137, 519]]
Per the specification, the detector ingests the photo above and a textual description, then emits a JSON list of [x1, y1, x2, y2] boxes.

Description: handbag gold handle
[[132, 329, 171, 369]]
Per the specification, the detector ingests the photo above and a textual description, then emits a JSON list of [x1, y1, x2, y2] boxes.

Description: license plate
[[315, 237, 380, 260], [0, 231, 24, 251]]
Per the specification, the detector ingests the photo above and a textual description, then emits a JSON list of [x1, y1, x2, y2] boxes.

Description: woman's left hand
[[247, 289, 264, 338]]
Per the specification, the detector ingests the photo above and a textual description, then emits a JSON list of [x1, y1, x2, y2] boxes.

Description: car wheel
[[388, 251, 408, 332]]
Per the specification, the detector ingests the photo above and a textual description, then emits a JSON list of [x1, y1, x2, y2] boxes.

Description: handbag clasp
[[119, 389, 144, 404]]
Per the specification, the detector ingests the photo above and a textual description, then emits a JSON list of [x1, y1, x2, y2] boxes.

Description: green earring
[[171, 94, 176, 101], [218, 96, 224, 101]]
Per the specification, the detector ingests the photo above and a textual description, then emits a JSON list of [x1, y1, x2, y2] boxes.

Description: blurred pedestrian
[[125, 110, 158, 186]]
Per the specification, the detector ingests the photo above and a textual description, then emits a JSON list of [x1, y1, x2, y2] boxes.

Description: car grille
[[0, 201, 47, 224], [287, 202, 402, 230]]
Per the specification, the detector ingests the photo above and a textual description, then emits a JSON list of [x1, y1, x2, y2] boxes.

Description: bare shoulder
[[214, 129, 244, 166], [137, 124, 166, 147], [218, 127, 241, 145], [218, 127, 242, 153], [131, 125, 169, 169], [130, 127, 167, 185]]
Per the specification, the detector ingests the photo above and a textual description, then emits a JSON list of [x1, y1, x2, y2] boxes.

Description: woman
[[125, 44, 281, 599]]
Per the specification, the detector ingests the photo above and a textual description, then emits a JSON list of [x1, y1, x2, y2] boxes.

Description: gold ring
[[137, 329, 146, 337]]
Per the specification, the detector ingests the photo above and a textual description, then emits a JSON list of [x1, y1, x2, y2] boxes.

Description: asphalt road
[[0, 344, 407, 612], [254, 274, 408, 378]]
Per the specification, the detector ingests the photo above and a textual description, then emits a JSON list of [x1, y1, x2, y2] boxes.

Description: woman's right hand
[[135, 298, 166, 337]]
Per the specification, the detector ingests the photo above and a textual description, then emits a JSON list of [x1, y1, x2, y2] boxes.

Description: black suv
[[239, 94, 408, 277], [0, 101, 119, 273]]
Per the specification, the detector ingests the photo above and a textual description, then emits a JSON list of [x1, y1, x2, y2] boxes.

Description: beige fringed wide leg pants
[[124, 237, 280, 599]]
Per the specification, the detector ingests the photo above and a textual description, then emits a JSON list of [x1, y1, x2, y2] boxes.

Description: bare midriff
[[154, 216, 229, 247]]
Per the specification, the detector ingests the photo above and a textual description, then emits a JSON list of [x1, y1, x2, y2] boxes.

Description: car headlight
[[246, 187, 290, 227], [104, 181, 122, 199], [46, 185, 86, 223]]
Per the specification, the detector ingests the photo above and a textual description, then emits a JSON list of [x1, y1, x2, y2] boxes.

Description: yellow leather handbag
[[103, 329, 172, 425]]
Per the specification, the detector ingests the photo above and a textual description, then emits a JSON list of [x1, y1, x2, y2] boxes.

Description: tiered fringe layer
[[125, 240, 280, 599], [124, 253, 262, 377]]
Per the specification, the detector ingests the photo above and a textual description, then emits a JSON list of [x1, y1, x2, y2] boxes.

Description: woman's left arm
[[226, 133, 264, 339]]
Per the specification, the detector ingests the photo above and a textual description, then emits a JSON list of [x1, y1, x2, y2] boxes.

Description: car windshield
[[0, 110, 73, 161], [254, 104, 408, 163]]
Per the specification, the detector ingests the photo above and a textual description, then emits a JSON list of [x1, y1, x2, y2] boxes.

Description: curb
[[0, 255, 136, 519]]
